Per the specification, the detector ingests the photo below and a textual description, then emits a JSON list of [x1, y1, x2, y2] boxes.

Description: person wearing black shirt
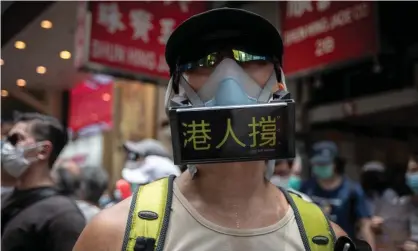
[[1, 112, 86, 251]]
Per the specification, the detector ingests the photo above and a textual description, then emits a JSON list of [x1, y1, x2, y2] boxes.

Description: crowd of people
[[1, 7, 418, 251], [3, 111, 416, 251], [271, 141, 418, 251], [0, 112, 180, 251]]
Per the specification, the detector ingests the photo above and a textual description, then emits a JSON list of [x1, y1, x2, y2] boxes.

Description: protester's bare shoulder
[[73, 197, 132, 251], [330, 221, 347, 238]]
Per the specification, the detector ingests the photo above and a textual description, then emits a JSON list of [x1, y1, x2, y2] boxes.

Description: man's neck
[[16, 165, 54, 190], [180, 162, 268, 203], [176, 161, 288, 228]]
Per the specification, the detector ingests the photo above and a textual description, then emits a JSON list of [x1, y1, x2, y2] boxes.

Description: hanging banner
[[69, 74, 114, 133], [76, 1, 207, 79], [280, 1, 378, 77]]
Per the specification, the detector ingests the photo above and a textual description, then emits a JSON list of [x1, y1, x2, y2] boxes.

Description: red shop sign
[[69, 75, 114, 132], [280, 1, 378, 77], [79, 1, 207, 79]]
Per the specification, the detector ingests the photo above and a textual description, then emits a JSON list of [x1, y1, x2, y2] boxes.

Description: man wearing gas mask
[[1, 113, 85, 251], [74, 8, 355, 251]]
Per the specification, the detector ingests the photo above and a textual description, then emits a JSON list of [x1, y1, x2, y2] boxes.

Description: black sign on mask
[[169, 102, 295, 165]]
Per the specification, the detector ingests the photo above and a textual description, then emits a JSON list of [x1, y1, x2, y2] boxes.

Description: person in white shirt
[[121, 139, 180, 190]]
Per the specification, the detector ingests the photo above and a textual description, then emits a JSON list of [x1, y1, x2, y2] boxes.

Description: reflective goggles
[[179, 49, 272, 72]]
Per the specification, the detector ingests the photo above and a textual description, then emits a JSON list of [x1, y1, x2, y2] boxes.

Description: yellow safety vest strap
[[282, 188, 336, 251], [122, 179, 334, 251], [123, 176, 174, 251]]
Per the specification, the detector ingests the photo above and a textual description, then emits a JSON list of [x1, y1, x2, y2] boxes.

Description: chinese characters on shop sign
[[281, 1, 377, 76], [87, 1, 206, 78], [284, 1, 370, 56]]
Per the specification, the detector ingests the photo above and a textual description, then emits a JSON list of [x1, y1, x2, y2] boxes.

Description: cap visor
[[165, 8, 283, 72], [310, 155, 332, 165]]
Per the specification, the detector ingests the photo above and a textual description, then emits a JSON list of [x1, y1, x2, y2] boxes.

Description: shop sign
[[69, 74, 114, 133], [280, 1, 378, 77], [76, 1, 207, 79]]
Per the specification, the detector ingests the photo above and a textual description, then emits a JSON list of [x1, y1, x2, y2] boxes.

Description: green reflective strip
[[290, 193, 334, 251], [126, 178, 169, 251]]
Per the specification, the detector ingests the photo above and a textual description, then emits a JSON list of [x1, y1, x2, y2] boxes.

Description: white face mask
[[124, 160, 140, 170], [1, 142, 41, 178], [270, 175, 289, 188]]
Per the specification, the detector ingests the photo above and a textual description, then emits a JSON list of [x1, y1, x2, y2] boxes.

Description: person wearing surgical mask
[[400, 152, 418, 251], [270, 159, 301, 191], [270, 158, 312, 203], [1, 112, 85, 251], [300, 141, 375, 249], [360, 162, 412, 251]]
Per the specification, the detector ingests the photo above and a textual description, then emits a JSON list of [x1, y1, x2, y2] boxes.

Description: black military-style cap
[[165, 8, 284, 75]]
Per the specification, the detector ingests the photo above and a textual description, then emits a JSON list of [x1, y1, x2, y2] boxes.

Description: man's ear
[[38, 141, 53, 160]]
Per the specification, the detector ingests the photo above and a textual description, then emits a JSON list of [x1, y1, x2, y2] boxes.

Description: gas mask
[[1, 141, 43, 178], [178, 58, 277, 107], [165, 56, 295, 179]]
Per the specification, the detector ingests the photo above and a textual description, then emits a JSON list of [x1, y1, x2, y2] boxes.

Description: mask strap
[[280, 68, 287, 89], [187, 164, 198, 179], [179, 76, 204, 106], [265, 160, 275, 180], [165, 78, 195, 115], [258, 66, 288, 103], [257, 70, 278, 103], [164, 78, 174, 114]]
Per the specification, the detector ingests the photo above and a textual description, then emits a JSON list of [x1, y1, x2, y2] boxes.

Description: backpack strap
[[122, 175, 175, 251], [280, 187, 336, 251]]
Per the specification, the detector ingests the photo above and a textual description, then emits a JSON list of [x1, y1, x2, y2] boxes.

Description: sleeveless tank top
[[163, 183, 305, 251]]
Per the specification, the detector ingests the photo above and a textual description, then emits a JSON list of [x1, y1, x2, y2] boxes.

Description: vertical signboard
[[76, 1, 207, 79], [69, 75, 114, 133], [280, 1, 378, 76]]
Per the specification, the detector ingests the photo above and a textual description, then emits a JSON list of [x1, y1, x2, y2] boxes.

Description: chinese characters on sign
[[97, 3, 126, 34], [85, 1, 206, 79], [171, 104, 295, 164], [182, 116, 278, 151], [183, 120, 212, 150], [280, 1, 377, 76]]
